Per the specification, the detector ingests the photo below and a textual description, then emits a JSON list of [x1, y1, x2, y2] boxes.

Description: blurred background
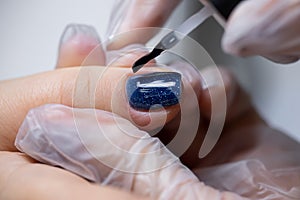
[[1, 0, 300, 142]]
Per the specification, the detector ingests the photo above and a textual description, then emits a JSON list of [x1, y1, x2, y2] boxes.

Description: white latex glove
[[222, 0, 300, 64], [106, 0, 181, 50], [15, 104, 244, 200]]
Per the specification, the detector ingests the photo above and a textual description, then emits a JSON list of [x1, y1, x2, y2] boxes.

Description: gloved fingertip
[[221, 34, 253, 57], [61, 24, 98, 43], [221, 0, 261, 57], [57, 24, 105, 68]]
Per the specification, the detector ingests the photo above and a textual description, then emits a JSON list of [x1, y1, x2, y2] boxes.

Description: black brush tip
[[132, 61, 145, 73], [131, 48, 164, 73]]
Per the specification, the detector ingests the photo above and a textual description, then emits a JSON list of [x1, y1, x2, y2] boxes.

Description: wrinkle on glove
[[15, 104, 242, 200], [222, 0, 300, 64], [195, 160, 300, 200], [14, 104, 300, 199]]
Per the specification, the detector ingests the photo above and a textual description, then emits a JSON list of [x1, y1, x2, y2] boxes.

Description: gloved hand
[[222, 0, 300, 64], [107, 0, 300, 64], [15, 103, 244, 200]]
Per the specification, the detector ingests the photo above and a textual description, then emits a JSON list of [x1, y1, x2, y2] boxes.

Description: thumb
[[16, 104, 245, 200]]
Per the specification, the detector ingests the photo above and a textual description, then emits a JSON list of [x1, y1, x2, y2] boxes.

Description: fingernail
[[60, 24, 100, 45], [126, 72, 182, 110]]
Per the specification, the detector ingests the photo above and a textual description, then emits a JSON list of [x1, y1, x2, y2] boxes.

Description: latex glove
[[15, 103, 243, 200], [222, 0, 300, 64], [106, 0, 181, 50], [107, 0, 300, 64]]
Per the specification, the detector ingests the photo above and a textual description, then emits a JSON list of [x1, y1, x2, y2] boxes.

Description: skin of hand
[[0, 23, 299, 200]]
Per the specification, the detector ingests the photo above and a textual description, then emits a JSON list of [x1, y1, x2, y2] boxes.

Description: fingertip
[[89, 67, 180, 132], [221, 32, 252, 57], [221, 0, 262, 57], [124, 70, 182, 131], [56, 24, 105, 68]]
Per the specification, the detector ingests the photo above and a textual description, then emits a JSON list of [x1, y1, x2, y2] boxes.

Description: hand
[[222, 0, 300, 64], [6, 24, 300, 199], [108, 0, 300, 64]]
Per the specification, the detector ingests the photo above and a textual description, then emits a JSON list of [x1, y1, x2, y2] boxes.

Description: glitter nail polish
[[126, 72, 182, 110]]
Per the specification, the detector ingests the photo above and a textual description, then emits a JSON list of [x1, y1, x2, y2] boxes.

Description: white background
[[0, 0, 300, 142]]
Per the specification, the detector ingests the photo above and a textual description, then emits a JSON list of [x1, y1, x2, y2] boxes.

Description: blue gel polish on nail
[[126, 72, 182, 110]]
